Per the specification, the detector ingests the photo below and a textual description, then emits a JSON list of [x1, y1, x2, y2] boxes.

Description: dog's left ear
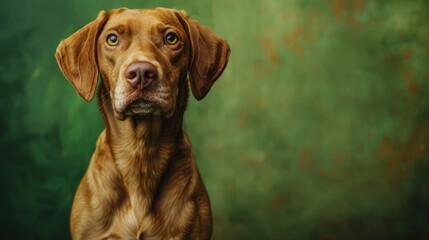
[[55, 11, 108, 102], [175, 11, 231, 100]]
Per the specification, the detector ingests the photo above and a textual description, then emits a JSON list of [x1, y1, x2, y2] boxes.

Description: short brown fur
[[55, 7, 230, 240]]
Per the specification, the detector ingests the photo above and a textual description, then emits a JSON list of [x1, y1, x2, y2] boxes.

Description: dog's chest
[[106, 194, 155, 239], [104, 191, 194, 240]]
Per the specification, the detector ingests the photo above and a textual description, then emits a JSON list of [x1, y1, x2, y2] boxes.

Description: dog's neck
[[97, 83, 189, 211]]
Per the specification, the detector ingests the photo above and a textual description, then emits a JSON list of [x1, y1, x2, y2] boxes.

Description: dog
[[55, 7, 230, 240]]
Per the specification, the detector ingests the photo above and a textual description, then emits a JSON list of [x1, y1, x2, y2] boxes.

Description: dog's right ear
[[55, 11, 108, 102]]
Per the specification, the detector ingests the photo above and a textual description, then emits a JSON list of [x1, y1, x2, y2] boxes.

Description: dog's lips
[[125, 98, 162, 116]]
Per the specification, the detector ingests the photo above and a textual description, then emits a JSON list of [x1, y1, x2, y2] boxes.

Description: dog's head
[[55, 8, 230, 120]]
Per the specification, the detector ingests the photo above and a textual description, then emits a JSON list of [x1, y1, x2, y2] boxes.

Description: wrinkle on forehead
[[105, 8, 180, 28]]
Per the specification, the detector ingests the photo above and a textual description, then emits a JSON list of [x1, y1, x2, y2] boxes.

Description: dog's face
[[98, 9, 189, 119], [56, 8, 230, 120]]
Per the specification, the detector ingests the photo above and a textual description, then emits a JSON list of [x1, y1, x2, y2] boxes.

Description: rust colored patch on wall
[[402, 49, 412, 61], [378, 125, 427, 184], [353, 0, 365, 11], [282, 24, 305, 56], [401, 73, 417, 96], [271, 194, 286, 210], [236, 115, 247, 128], [259, 37, 280, 65], [331, 0, 346, 20], [377, 137, 394, 158], [299, 148, 333, 179], [331, 0, 366, 27]]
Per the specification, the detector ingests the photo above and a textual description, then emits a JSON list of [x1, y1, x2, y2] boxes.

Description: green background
[[1, 0, 429, 239]]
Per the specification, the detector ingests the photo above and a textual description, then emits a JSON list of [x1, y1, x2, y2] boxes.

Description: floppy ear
[[176, 11, 231, 100], [55, 11, 108, 102]]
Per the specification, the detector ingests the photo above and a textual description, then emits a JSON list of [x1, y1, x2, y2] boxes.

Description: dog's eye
[[165, 33, 178, 45], [106, 34, 119, 46]]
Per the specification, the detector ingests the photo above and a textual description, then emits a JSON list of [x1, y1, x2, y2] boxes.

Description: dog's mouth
[[125, 98, 162, 117], [112, 87, 175, 121]]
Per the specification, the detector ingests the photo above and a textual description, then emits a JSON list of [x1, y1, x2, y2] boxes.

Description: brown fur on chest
[[73, 130, 207, 239]]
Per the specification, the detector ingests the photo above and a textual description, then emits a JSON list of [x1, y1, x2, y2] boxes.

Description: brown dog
[[55, 7, 230, 240]]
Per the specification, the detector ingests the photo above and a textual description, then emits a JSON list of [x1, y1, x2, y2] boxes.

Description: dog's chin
[[129, 98, 161, 114], [114, 98, 173, 121]]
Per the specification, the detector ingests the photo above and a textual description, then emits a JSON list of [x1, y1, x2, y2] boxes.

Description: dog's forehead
[[105, 8, 180, 30]]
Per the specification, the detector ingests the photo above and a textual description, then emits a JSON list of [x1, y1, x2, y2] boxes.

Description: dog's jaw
[[111, 84, 177, 120]]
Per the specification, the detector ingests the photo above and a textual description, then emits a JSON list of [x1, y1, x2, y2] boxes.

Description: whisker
[[98, 98, 111, 111], [98, 91, 112, 111]]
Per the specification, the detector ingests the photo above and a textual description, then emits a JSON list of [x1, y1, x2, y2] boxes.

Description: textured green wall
[[1, 0, 429, 239]]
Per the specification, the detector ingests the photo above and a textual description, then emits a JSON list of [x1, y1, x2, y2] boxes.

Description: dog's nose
[[125, 61, 158, 89]]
